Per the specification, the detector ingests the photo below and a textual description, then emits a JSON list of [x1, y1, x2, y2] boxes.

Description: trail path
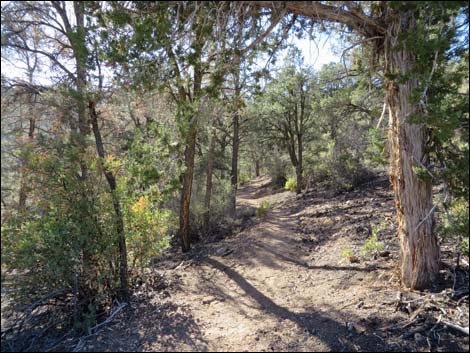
[[80, 176, 459, 352]]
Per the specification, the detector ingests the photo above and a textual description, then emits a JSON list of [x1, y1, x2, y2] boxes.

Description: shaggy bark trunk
[[385, 11, 439, 289], [230, 63, 241, 218], [296, 134, 302, 195], [230, 18, 243, 218], [295, 95, 304, 195], [220, 135, 227, 180], [255, 159, 260, 177], [230, 109, 239, 217], [204, 127, 217, 233], [89, 102, 129, 301], [179, 125, 197, 252], [178, 64, 202, 252]]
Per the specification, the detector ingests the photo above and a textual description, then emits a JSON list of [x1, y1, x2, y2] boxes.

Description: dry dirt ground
[[4, 176, 468, 352], [70, 175, 469, 352]]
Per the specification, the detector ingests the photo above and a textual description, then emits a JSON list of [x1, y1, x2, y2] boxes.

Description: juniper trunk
[[386, 10, 440, 289], [179, 125, 197, 252], [204, 127, 217, 232], [230, 66, 241, 218]]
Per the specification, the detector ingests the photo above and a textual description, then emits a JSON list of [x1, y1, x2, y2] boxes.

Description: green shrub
[[362, 234, 385, 257], [330, 152, 374, 191], [266, 151, 289, 187], [361, 221, 386, 257], [438, 198, 469, 255], [284, 177, 297, 191], [239, 173, 251, 186], [365, 127, 388, 167], [121, 194, 173, 275], [307, 148, 374, 192], [1, 123, 180, 333]]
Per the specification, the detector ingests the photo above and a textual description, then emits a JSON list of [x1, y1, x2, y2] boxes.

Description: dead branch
[[71, 301, 128, 352], [441, 320, 469, 335]]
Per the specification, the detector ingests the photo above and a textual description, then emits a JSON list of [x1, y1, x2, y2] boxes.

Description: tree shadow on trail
[[204, 257, 394, 352]]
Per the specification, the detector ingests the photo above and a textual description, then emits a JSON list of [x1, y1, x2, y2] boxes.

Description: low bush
[[361, 221, 386, 257], [284, 177, 297, 192]]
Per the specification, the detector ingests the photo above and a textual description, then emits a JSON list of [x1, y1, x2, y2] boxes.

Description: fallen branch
[[88, 302, 127, 335], [441, 320, 469, 335], [71, 301, 128, 352]]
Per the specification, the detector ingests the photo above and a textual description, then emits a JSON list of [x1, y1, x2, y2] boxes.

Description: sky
[[289, 33, 341, 70], [1, 26, 341, 86]]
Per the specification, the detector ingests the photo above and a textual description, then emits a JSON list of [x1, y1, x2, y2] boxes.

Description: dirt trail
[[78, 176, 468, 352]]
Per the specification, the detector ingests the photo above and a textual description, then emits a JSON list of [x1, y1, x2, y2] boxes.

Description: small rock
[[202, 296, 215, 305]]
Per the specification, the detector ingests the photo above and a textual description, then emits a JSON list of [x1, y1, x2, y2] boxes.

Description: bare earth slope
[[76, 176, 468, 352]]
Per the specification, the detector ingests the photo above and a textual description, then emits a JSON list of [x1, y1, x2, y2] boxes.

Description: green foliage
[[438, 198, 469, 254], [326, 150, 374, 191], [119, 121, 181, 272], [189, 177, 233, 237], [365, 128, 388, 167], [256, 201, 271, 219], [1, 1, 468, 345], [362, 221, 386, 257], [404, 3, 469, 201], [284, 177, 297, 192], [1, 141, 121, 328], [341, 248, 353, 259], [265, 152, 289, 187], [362, 235, 385, 257], [239, 173, 251, 186], [1, 117, 180, 331], [124, 122, 181, 198], [299, 62, 382, 191], [121, 194, 173, 273], [412, 165, 433, 182]]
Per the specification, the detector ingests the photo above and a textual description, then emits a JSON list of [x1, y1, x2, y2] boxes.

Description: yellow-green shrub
[[285, 177, 297, 191]]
